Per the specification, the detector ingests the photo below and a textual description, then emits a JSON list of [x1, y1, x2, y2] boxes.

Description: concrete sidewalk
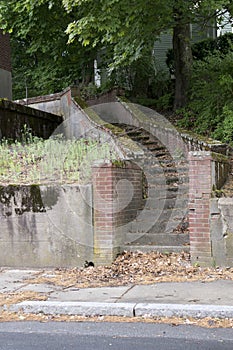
[[1, 269, 233, 319]]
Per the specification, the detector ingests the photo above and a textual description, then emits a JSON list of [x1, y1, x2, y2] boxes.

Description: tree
[[0, 0, 97, 99], [0, 0, 232, 105], [63, 0, 232, 109]]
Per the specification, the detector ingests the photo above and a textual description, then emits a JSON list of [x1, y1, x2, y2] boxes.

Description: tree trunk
[[173, 22, 193, 110]]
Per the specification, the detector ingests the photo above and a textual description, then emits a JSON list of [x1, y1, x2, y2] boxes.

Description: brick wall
[[92, 161, 143, 265], [188, 151, 230, 266], [0, 30, 11, 72]]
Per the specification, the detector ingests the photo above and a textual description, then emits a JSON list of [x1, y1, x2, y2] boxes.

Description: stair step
[[121, 245, 190, 253], [109, 122, 190, 249], [124, 233, 189, 246], [141, 140, 162, 146]]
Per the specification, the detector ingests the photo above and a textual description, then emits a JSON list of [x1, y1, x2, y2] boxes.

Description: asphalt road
[[0, 321, 233, 350]]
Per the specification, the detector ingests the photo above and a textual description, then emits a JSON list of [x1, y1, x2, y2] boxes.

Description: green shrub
[[179, 50, 233, 142], [166, 32, 233, 75], [213, 105, 233, 143]]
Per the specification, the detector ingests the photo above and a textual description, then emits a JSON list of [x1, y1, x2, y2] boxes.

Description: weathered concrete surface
[[134, 303, 233, 319], [48, 286, 130, 302], [211, 198, 233, 267], [0, 269, 40, 292], [117, 280, 233, 305], [9, 300, 233, 319], [3, 269, 233, 319], [9, 301, 135, 317], [0, 99, 62, 140], [0, 185, 93, 267], [0, 68, 12, 100]]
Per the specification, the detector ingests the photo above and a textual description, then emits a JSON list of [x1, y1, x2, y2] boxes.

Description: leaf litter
[[1, 251, 233, 327], [25, 251, 233, 288]]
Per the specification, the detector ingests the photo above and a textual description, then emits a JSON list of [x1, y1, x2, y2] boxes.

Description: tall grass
[[0, 134, 115, 185]]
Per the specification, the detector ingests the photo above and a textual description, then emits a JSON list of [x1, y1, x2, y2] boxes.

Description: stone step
[[146, 187, 188, 199], [121, 245, 190, 253], [110, 122, 190, 249], [127, 213, 188, 235], [139, 142, 165, 149], [123, 233, 189, 246], [141, 140, 163, 147], [142, 197, 188, 210]]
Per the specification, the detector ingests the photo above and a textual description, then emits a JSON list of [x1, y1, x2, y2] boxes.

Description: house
[[153, 23, 217, 72], [154, 13, 232, 73], [0, 30, 12, 99]]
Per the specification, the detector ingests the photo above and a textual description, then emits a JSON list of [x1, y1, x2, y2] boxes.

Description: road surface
[[0, 321, 233, 349]]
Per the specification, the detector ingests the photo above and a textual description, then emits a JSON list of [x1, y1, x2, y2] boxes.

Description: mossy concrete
[[0, 184, 93, 267]]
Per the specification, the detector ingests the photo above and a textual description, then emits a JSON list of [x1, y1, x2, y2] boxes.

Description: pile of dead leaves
[[27, 251, 233, 288]]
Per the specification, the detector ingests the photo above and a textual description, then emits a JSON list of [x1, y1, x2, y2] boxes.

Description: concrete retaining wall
[[16, 88, 125, 157], [210, 198, 233, 267], [0, 184, 93, 267], [0, 161, 143, 267], [0, 99, 62, 140]]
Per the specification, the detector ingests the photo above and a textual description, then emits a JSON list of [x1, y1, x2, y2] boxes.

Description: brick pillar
[[92, 161, 143, 265], [92, 162, 116, 265], [188, 151, 214, 266]]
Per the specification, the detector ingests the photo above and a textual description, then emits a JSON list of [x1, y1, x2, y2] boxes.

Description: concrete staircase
[[112, 123, 189, 252]]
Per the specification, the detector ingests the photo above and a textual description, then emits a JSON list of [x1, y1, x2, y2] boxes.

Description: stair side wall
[[188, 151, 231, 266]]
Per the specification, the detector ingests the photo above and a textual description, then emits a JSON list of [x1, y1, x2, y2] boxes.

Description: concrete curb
[[8, 301, 233, 319], [8, 301, 136, 317], [135, 303, 233, 319]]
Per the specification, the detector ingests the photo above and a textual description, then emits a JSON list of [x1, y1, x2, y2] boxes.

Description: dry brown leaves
[[0, 291, 48, 322], [25, 251, 233, 288], [1, 312, 233, 329], [3, 251, 233, 327], [0, 291, 47, 307]]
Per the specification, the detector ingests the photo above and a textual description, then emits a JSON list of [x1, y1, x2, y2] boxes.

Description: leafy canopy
[[0, 0, 97, 98], [62, 0, 232, 68], [0, 0, 232, 99]]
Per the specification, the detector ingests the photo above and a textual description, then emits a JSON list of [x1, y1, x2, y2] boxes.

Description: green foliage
[[0, 0, 232, 105], [0, 0, 97, 99], [155, 93, 174, 110], [178, 50, 233, 143], [79, 83, 100, 100], [166, 32, 233, 74], [0, 131, 115, 184], [213, 105, 233, 143], [192, 33, 233, 59], [62, 0, 231, 74]]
